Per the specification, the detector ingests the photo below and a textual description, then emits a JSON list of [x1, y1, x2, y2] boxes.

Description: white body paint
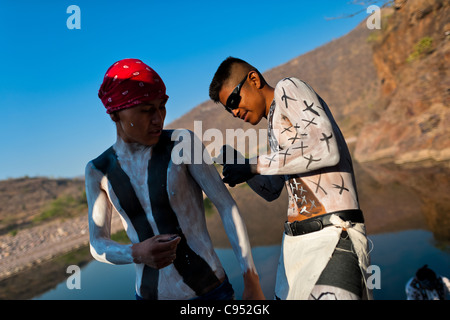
[[247, 78, 372, 299], [85, 130, 256, 299], [251, 78, 360, 220]]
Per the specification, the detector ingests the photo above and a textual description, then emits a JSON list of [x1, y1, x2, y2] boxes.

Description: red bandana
[[98, 58, 168, 114]]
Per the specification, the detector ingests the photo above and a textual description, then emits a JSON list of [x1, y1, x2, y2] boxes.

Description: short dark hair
[[209, 57, 265, 103]]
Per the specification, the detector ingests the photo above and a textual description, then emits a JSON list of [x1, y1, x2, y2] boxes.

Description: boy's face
[[112, 98, 167, 146], [218, 73, 267, 125]]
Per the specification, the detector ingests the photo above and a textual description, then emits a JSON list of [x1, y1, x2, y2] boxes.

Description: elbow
[[89, 242, 104, 262], [89, 240, 111, 264], [264, 192, 281, 202], [251, 186, 281, 202], [248, 179, 283, 202], [89, 238, 133, 265], [329, 152, 340, 167], [325, 142, 341, 167]]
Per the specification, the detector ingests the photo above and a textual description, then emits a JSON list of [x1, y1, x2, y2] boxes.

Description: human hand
[[214, 145, 256, 187], [213, 145, 245, 165], [131, 234, 180, 269], [222, 163, 255, 187]]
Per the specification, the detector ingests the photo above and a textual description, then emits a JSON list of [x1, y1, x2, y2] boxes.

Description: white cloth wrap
[[275, 214, 373, 300]]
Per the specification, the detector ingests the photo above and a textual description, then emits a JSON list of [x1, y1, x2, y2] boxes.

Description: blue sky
[[0, 1, 374, 180]]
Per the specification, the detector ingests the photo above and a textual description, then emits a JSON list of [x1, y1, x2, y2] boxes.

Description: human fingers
[[157, 234, 179, 243], [155, 235, 180, 253]]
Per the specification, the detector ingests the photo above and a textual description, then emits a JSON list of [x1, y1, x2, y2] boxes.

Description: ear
[[248, 70, 264, 89], [109, 112, 120, 122]]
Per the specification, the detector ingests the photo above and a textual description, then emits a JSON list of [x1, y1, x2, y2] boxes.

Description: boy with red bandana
[[86, 58, 264, 300]]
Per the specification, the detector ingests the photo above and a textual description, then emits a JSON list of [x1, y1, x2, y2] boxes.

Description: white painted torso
[[97, 137, 225, 299], [261, 78, 360, 222]]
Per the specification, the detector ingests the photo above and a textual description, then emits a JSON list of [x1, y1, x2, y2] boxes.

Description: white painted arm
[[190, 165, 256, 274], [85, 161, 133, 265], [182, 131, 256, 275], [257, 78, 340, 175]]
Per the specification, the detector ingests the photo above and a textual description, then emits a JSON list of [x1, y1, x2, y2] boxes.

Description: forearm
[[189, 168, 256, 273], [217, 203, 257, 274], [186, 133, 258, 274], [246, 174, 284, 201], [89, 237, 133, 265]]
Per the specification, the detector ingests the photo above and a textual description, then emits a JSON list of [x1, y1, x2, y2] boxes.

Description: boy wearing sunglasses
[[209, 57, 372, 300]]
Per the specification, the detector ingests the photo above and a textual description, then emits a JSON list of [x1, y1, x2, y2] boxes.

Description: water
[[33, 246, 281, 300], [33, 229, 450, 300], [15, 162, 450, 300], [369, 229, 450, 300]]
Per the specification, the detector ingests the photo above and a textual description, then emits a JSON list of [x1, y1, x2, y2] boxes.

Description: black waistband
[[284, 209, 364, 236]]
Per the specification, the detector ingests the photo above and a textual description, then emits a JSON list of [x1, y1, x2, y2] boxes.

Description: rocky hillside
[[168, 8, 379, 149], [1, 0, 448, 249], [166, 0, 450, 241], [167, 0, 449, 167], [354, 0, 450, 164]]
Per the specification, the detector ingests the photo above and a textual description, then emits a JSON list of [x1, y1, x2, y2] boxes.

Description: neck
[[114, 135, 150, 156], [262, 85, 275, 118]]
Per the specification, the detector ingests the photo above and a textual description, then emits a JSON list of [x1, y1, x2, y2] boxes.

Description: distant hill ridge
[[168, 0, 450, 166], [167, 9, 379, 150], [0, 177, 86, 235], [2, 0, 448, 241]]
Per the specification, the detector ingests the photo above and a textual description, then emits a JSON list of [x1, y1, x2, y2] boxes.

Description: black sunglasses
[[224, 74, 248, 113]]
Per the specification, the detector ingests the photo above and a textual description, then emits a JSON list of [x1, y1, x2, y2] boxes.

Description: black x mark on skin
[[252, 77, 359, 222]]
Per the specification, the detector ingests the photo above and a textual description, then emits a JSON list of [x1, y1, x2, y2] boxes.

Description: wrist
[[242, 269, 266, 300], [243, 269, 260, 283], [131, 243, 143, 264]]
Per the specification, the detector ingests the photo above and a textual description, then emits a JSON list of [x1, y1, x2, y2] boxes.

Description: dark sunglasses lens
[[226, 94, 240, 111]]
